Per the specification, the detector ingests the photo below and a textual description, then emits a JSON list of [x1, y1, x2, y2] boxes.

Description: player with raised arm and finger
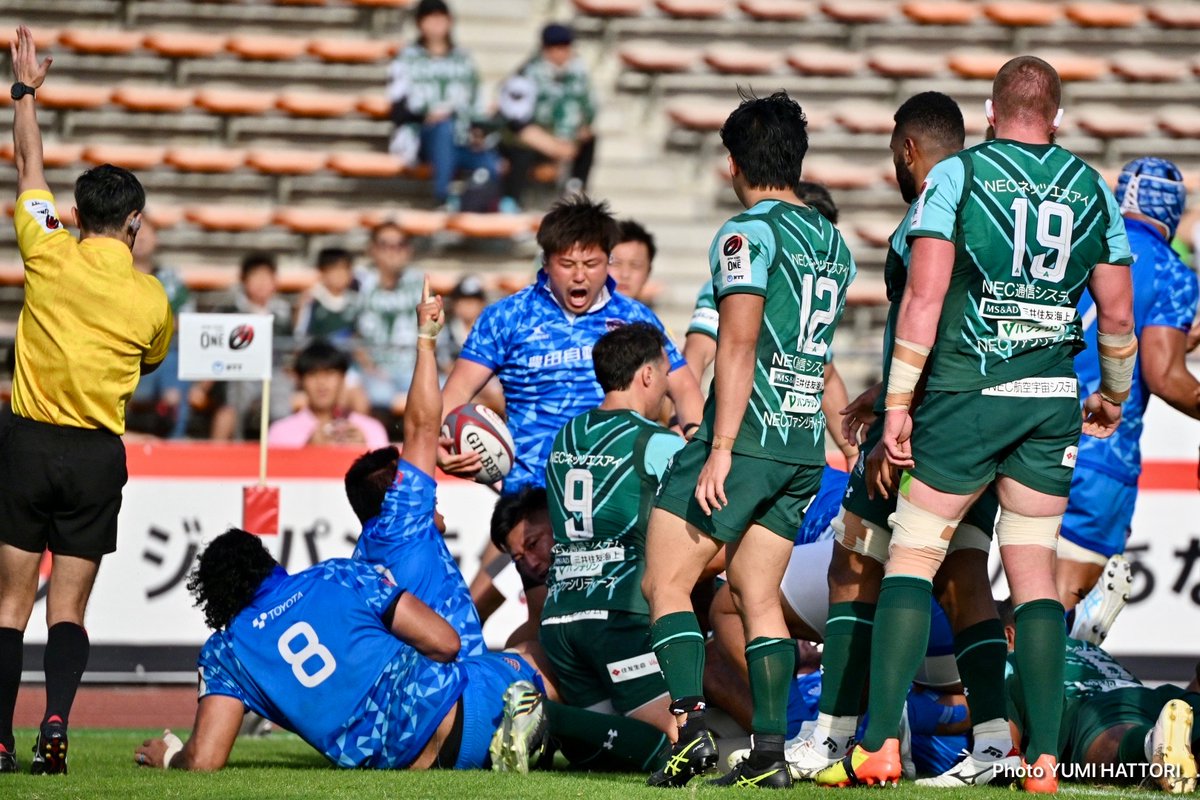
[[816, 56, 1136, 793], [642, 91, 856, 789], [1057, 158, 1200, 616], [344, 278, 486, 656], [0, 26, 172, 775], [437, 196, 703, 493]]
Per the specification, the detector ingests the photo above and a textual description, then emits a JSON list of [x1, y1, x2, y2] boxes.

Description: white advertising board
[[177, 313, 275, 381]]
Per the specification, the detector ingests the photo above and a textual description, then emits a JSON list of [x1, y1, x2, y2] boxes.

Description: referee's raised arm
[[10, 25, 52, 195]]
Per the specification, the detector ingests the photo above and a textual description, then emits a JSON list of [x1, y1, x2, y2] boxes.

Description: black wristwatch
[[10, 82, 35, 101]]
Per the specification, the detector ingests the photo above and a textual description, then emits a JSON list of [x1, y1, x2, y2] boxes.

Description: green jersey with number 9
[[694, 199, 856, 464], [909, 140, 1133, 391], [544, 409, 685, 618]]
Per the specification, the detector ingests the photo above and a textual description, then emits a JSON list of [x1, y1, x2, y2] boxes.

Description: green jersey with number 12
[[694, 200, 856, 464], [909, 140, 1133, 391]]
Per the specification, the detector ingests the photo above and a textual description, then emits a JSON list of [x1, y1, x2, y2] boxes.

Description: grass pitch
[[3, 729, 1166, 800]]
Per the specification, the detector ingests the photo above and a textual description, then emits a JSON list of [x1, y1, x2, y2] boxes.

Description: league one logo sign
[[178, 313, 273, 381]]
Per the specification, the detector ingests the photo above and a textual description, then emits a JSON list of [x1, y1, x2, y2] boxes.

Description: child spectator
[[268, 340, 389, 449], [295, 247, 360, 342]]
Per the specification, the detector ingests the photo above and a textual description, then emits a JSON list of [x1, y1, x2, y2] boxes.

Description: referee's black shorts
[[0, 415, 128, 558]]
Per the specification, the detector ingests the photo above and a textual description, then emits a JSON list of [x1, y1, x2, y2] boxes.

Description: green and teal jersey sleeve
[[709, 217, 776, 299], [686, 282, 720, 341], [1098, 176, 1134, 266], [643, 431, 686, 480], [908, 155, 967, 244]]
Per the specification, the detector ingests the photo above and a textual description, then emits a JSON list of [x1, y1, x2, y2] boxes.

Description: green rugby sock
[[1117, 724, 1152, 765], [650, 611, 706, 707], [545, 701, 670, 772], [953, 618, 1009, 726], [1014, 599, 1066, 762], [817, 601, 875, 717], [861, 576, 933, 751], [746, 637, 795, 738]]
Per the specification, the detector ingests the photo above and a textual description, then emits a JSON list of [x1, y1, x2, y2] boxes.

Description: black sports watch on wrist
[[10, 82, 36, 101]]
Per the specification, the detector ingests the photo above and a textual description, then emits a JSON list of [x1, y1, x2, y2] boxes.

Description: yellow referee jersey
[[12, 189, 172, 435]]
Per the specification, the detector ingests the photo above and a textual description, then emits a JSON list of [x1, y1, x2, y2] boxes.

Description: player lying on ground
[[997, 598, 1199, 794], [133, 529, 673, 773]]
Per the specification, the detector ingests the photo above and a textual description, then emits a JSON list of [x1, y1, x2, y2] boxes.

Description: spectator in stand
[[497, 23, 596, 211], [445, 274, 486, 360], [609, 218, 655, 303], [268, 340, 389, 449], [127, 217, 194, 439], [387, 0, 500, 210], [294, 247, 360, 343]]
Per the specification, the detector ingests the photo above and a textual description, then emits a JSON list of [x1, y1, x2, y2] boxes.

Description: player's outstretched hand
[[437, 435, 483, 477], [695, 449, 731, 516], [882, 408, 914, 469], [416, 276, 444, 340], [10, 26, 52, 89], [134, 729, 181, 768], [840, 383, 881, 446], [865, 440, 897, 500], [1081, 392, 1122, 439]]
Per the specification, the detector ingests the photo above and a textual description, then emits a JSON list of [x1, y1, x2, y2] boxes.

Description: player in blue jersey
[[436, 196, 704, 495], [1058, 157, 1200, 611], [344, 278, 485, 656], [133, 529, 675, 773]]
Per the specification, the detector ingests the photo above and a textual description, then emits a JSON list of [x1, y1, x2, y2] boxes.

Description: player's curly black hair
[[345, 446, 400, 523], [537, 195, 621, 261], [188, 528, 279, 630], [720, 89, 808, 191]]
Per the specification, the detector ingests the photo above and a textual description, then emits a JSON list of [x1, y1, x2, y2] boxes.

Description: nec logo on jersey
[[720, 233, 749, 285], [251, 590, 304, 629]]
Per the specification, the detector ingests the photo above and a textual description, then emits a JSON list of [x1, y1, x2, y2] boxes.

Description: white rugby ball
[[442, 403, 516, 484]]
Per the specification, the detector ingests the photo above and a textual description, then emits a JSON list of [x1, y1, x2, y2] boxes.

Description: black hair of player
[[490, 486, 548, 551], [188, 528, 279, 630], [893, 91, 965, 155], [240, 251, 277, 282], [74, 163, 146, 234], [316, 246, 353, 271], [720, 90, 808, 191], [295, 339, 351, 377], [592, 322, 667, 393], [617, 219, 657, 263], [537, 195, 620, 261], [795, 181, 838, 224], [345, 446, 400, 524]]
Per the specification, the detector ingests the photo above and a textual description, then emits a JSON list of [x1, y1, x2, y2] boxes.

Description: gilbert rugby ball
[[442, 404, 516, 484]]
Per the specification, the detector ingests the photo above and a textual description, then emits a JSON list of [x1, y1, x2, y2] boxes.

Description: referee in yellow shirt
[[0, 27, 172, 775]]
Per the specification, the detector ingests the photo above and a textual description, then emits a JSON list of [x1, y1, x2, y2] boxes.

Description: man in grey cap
[[496, 23, 597, 210]]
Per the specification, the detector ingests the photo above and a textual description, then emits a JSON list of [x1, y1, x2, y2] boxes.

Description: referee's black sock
[[42, 622, 89, 728], [0, 627, 22, 752]]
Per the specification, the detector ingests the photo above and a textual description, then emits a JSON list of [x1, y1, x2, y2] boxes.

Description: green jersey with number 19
[[909, 140, 1133, 391], [694, 199, 856, 464], [544, 409, 685, 618]]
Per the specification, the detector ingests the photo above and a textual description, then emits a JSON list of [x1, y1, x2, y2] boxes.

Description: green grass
[[2, 729, 1165, 799]]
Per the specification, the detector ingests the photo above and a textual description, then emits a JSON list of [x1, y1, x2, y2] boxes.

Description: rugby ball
[[442, 404, 516, 484]]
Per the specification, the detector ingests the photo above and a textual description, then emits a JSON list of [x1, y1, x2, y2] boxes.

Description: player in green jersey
[[643, 91, 856, 789], [823, 57, 1137, 793], [542, 323, 684, 739]]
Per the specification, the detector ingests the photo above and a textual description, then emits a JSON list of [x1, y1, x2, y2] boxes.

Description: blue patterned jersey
[[197, 560, 466, 768], [459, 272, 687, 494], [354, 460, 484, 657], [1074, 217, 1199, 483]]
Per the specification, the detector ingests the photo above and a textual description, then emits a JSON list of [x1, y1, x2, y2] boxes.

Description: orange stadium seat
[[275, 0, 327, 5], [277, 91, 359, 118], [142, 31, 228, 58], [1110, 51, 1187, 83], [855, 220, 897, 248], [655, 0, 729, 19], [667, 97, 731, 132], [737, 0, 814, 22], [112, 86, 196, 113], [1064, 2, 1145, 28], [326, 151, 405, 177], [195, 88, 278, 116], [145, 206, 185, 229], [983, 2, 1063, 27], [307, 38, 397, 64], [447, 213, 537, 239], [1148, 3, 1200, 28], [246, 149, 328, 175], [868, 49, 945, 79], [356, 95, 391, 119], [802, 159, 884, 190], [833, 103, 895, 134], [704, 46, 780, 75], [273, 207, 363, 234], [58, 29, 143, 55], [82, 144, 166, 171], [1074, 105, 1152, 139], [572, 0, 648, 17], [1, 141, 82, 168], [820, 0, 896, 24], [947, 51, 1009, 80], [347, 0, 414, 7], [35, 84, 112, 110], [1157, 106, 1200, 138], [1053, 54, 1108, 81], [787, 48, 865, 77], [1, 142, 14, 161], [901, 1, 979, 25], [619, 42, 700, 74], [0, 28, 60, 50], [164, 147, 247, 173], [226, 34, 308, 61], [185, 205, 273, 231], [361, 209, 449, 237]]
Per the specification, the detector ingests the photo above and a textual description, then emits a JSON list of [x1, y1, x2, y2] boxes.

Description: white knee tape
[[1056, 535, 1109, 566], [948, 523, 992, 554], [995, 508, 1061, 550], [888, 494, 957, 554], [832, 507, 891, 565]]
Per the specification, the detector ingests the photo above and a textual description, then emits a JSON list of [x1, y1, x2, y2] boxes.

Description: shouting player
[[643, 91, 856, 789], [819, 56, 1135, 793]]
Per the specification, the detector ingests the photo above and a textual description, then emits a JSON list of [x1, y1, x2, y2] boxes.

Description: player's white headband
[[985, 99, 1064, 130]]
